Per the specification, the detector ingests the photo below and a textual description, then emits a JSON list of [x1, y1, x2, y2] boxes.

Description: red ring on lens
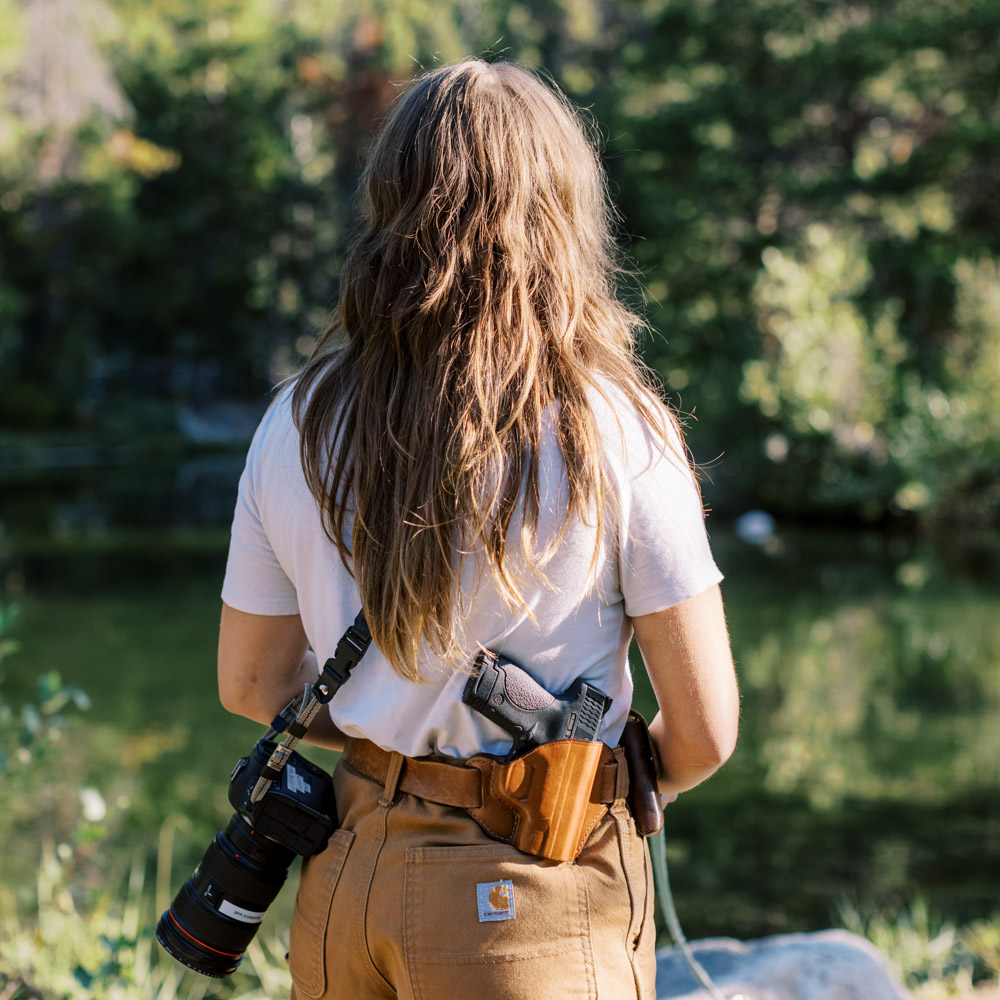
[[166, 909, 243, 958]]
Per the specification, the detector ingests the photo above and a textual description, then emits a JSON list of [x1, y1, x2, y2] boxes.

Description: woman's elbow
[[218, 671, 249, 717], [217, 652, 263, 720], [681, 718, 738, 775], [218, 680, 245, 717], [703, 718, 739, 771], [651, 687, 740, 789], [709, 685, 741, 765], [660, 729, 737, 791]]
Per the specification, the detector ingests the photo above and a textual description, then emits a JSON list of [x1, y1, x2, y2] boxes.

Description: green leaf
[[73, 964, 95, 988]]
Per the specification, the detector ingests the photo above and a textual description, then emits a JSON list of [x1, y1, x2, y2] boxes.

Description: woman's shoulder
[[243, 380, 300, 471], [584, 375, 689, 480], [585, 376, 661, 426], [259, 379, 299, 432]]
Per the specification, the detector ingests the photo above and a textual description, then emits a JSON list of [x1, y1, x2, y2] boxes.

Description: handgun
[[462, 649, 612, 751]]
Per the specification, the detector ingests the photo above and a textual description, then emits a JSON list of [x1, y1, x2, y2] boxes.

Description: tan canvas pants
[[288, 743, 656, 1000]]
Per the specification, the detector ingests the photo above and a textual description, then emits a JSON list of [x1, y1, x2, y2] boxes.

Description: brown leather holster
[[465, 739, 612, 863], [618, 710, 663, 837]]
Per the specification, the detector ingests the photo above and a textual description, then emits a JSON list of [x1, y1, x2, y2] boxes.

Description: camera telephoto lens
[[156, 813, 296, 978]]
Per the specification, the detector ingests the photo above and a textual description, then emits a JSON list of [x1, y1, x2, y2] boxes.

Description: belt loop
[[613, 746, 630, 801], [379, 751, 405, 807]]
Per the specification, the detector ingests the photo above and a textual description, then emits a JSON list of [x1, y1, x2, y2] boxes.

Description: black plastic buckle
[[269, 695, 302, 733], [312, 613, 372, 704], [342, 626, 369, 655]]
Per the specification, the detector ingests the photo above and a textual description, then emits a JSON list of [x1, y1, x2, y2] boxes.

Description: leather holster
[[465, 739, 609, 863], [619, 710, 663, 837]]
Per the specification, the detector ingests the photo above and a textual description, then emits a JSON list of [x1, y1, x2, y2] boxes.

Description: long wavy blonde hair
[[293, 59, 677, 680]]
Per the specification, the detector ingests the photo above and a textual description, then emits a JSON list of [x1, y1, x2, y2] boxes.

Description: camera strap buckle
[[249, 611, 371, 804], [313, 613, 372, 704]]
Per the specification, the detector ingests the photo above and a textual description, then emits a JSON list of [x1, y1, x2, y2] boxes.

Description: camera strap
[[249, 611, 371, 804]]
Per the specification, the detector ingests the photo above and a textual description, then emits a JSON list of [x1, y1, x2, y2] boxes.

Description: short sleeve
[[618, 418, 723, 618], [221, 448, 301, 616]]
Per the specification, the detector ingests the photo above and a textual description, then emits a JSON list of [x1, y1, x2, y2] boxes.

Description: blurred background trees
[[1, 0, 997, 532], [2, 7, 998, 995]]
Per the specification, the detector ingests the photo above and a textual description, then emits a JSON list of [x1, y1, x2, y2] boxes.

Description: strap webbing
[[249, 611, 370, 804]]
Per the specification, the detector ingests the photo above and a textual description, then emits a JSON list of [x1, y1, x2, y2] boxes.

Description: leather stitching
[[575, 803, 609, 856], [471, 759, 516, 842]]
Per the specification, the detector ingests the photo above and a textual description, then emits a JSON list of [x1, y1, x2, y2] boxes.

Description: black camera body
[[156, 740, 338, 978], [229, 740, 337, 856], [157, 612, 372, 979]]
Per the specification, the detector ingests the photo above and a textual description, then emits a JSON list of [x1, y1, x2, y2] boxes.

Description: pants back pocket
[[403, 843, 596, 1000], [289, 828, 355, 999]]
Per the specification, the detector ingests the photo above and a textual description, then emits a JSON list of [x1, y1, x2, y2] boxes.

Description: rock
[[656, 930, 913, 1000]]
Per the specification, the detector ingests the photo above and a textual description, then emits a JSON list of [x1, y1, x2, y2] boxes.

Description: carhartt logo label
[[476, 879, 515, 922]]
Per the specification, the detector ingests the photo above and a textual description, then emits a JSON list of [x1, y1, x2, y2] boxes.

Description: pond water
[[2, 457, 999, 945]]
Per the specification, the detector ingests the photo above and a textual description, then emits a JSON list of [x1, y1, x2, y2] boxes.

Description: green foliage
[[733, 584, 1000, 808], [839, 897, 1000, 997], [598, 0, 1000, 527], [0, 824, 293, 1000], [1, 525, 998, 987], [0, 0, 997, 529], [0, 587, 292, 998], [0, 603, 90, 778]]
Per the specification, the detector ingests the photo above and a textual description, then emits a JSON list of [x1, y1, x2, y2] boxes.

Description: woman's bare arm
[[217, 603, 347, 751], [631, 584, 739, 794]]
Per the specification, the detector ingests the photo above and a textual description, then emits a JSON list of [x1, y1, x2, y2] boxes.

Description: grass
[[838, 896, 1000, 999], [0, 818, 292, 1000], [3, 548, 999, 995], [3, 818, 999, 999]]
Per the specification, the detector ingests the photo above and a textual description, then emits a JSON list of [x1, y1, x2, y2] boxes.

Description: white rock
[[656, 930, 913, 1000]]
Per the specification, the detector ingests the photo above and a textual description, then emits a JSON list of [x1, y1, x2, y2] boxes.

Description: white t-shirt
[[221, 380, 722, 758]]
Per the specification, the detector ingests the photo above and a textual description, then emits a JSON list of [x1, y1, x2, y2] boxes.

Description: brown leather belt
[[340, 717, 660, 862], [342, 736, 623, 810]]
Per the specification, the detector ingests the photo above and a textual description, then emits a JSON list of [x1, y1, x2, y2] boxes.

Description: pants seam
[[636, 840, 653, 957], [403, 846, 421, 1000], [358, 801, 397, 997], [574, 863, 598, 1000], [612, 802, 644, 999]]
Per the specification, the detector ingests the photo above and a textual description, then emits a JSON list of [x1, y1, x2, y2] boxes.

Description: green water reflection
[[2, 508, 999, 942]]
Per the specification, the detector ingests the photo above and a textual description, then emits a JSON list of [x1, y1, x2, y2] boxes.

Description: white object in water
[[733, 510, 776, 546]]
